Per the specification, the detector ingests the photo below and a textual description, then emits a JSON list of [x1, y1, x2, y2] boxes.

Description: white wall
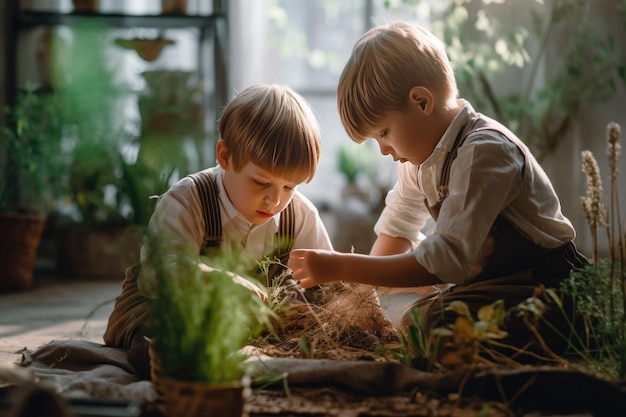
[[541, 2, 626, 258]]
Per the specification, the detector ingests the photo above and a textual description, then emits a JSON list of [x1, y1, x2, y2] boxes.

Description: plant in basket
[[52, 24, 171, 279], [144, 235, 275, 417], [0, 85, 71, 291]]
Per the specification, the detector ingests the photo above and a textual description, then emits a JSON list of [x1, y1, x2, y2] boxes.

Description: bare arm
[[369, 233, 413, 256], [288, 249, 443, 289]]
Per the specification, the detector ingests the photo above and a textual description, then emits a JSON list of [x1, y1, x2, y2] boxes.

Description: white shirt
[[374, 100, 575, 284], [138, 165, 333, 296]]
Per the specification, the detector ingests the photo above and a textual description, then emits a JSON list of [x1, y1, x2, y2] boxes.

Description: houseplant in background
[[426, 0, 626, 161], [0, 85, 71, 291], [51, 23, 163, 279], [145, 236, 274, 417], [56, 26, 206, 279]]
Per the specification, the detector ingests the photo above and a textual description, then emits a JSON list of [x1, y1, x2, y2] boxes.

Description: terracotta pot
[[56, 224, 142, 279]]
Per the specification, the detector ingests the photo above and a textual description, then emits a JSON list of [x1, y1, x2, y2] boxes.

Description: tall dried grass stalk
[[576, 122, 626, 377], [606, 122, 624, 264], [580, 150, 608, 263], [605, 123, 626, 352]]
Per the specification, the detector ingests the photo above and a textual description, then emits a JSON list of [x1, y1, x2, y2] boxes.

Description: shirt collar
[[419, 99, 475, 169], [438, 99, 476, 153]]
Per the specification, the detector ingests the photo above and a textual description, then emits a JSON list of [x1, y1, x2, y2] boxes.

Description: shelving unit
[[3, 0, 230, 195], [5, 2, 229, 106], [0, 2, 231, 279]]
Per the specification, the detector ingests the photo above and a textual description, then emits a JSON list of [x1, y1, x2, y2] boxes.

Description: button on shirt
[[138, 165, 333, 297], [374, 100, 575, 284]]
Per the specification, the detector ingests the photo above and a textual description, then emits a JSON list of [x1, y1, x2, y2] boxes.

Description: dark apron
[[407, 117, 589, 355]]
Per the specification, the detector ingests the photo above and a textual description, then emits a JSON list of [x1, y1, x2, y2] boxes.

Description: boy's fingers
[[287, 254, 305, 270], [289, 249, 306, 258], [290, 268, 303, 279], [298, 277, 314, 289]]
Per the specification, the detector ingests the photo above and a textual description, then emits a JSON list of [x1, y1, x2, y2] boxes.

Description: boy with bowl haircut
[[288, 21, 589, 352], [104, 83, 333, 378]]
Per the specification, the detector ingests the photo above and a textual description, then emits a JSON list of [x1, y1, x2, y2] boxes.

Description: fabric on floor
[[4, 338, 626, 417], [17, 339, 156, 403], [12, 339, 440, 402]]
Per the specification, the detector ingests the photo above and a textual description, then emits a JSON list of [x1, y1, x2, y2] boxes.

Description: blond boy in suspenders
[[104, 84, 333, 378], [288, 22, 589, 355]]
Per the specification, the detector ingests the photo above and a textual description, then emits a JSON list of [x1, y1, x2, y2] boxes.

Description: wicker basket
[[149, 347, 251, 417], [0, 212, 46, 292], [56, 225, 142, 279]]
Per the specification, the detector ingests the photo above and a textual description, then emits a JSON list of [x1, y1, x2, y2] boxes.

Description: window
[[230, 0, 403, 208]]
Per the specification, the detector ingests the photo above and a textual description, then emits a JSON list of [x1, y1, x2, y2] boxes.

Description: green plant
[[394, 308, 441, 371], [337, 144, 362, 183], [53, 24, 138, 227], [68, 138, 172, 228], [51, 24, 179, 229], [0, 85, 71, 214], [560, 122, 626, 378], [396, 299, 511, 372], [145, 237, 274, 383], [337, 142, 379, 184]]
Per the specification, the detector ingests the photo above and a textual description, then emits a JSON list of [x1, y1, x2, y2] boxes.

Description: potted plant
[[0, 86, 70, 291], [56, 135, 152, 279], [56, 30, 206, 279], [51, 25, 160, 279], [145, 236, 274, 417]]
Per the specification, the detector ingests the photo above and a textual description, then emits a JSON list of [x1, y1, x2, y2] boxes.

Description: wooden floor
[[0, 274, 120, 369]]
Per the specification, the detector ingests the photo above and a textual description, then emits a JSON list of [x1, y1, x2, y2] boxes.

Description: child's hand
[[199, 262, 267, 301], [231, 275, 268, 301], [288, 249, 339, 289]]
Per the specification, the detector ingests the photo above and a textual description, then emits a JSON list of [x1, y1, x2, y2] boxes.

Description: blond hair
[[218, 84, 321, 183], [337, 21, 458, 143]]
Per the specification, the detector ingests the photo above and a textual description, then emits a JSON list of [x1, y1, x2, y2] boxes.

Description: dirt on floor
[[248, 283, 623, 417], [249, 386, 515, 417]]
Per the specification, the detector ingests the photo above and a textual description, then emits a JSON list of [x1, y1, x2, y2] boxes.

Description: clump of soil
[[254, 283, 399, 361]]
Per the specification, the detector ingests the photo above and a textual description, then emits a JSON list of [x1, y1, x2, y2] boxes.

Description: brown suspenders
[[189, 170, 222, 251], [188, 169, 295, 280], [427, 117, 480, 217]]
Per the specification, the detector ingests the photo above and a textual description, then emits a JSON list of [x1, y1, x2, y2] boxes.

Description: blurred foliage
[[51, 23, 155, 227], [386, 0, 626, 160], [337, 142, 377, 183], [1, 22, 206, 228], [47, 23, 185, 227], [0, 85, 72, 214]]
